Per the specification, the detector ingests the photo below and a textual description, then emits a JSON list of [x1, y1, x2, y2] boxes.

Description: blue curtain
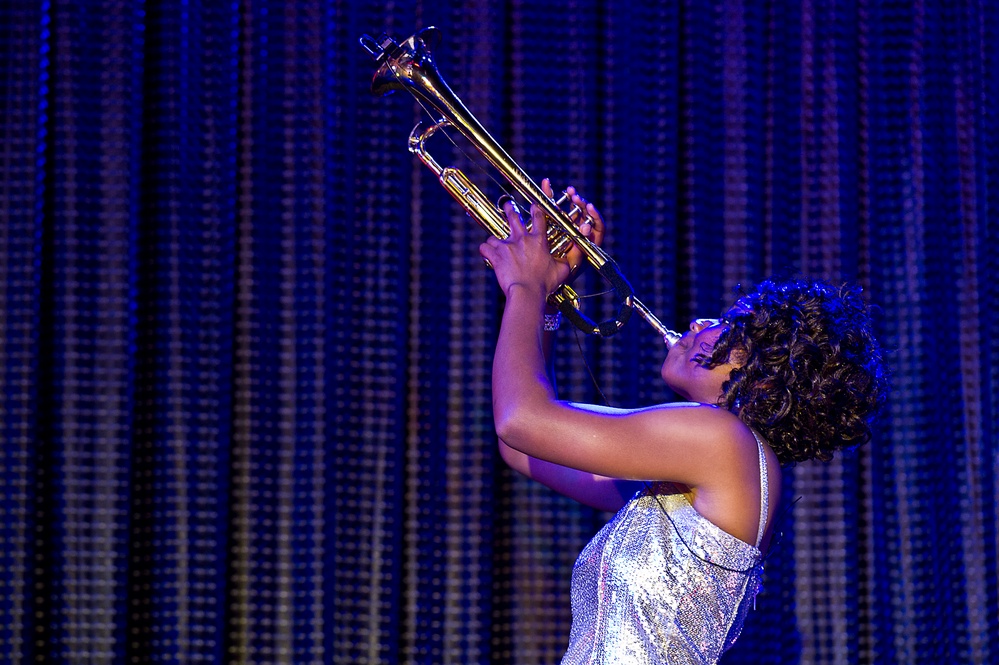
[[1, 1, 996, 663]]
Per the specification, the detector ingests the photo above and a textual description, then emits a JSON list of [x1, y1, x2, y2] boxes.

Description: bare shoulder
[[554, 401, 779, 544], [636, 402, 759, 466], [540, 400, 757, 486], [642, 404, 781, 546], [637, 401, 751, 435]]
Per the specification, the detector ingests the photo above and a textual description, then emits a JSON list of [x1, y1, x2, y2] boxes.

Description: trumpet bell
[[361, 28, 442, 99]]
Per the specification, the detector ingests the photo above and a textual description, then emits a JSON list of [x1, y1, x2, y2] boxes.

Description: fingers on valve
[[566, 186, 602, 235], [541, 177, 554, 198]]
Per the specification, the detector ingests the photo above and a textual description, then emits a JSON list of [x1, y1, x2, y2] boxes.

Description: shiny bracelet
[[543, 312, 562, 331]]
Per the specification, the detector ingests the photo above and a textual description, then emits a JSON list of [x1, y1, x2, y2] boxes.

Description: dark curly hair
[[697, 279, 890, 465]]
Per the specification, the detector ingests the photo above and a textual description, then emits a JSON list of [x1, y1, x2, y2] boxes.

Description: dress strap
[[750, 428, 769, 549]]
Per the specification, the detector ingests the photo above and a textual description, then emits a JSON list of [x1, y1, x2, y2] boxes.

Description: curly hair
[[698, 279, 890, 465]]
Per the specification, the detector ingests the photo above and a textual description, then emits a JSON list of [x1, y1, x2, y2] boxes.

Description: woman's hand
[[557, 181, 604, 285], [478, 178, 606, 298], [478, 193, 569, 299]]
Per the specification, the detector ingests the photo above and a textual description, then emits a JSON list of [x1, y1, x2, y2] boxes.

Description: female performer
[[478, 183, 889, 664]]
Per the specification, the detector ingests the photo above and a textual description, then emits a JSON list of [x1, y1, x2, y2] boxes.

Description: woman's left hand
[[560, 183, 604, 285]]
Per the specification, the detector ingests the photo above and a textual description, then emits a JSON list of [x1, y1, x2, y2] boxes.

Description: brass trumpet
[[359, 27, 681, 345]]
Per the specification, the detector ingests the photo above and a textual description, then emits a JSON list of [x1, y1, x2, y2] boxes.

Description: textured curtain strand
[[721, 0, 751, 294], [953, 3, 988, 658], [888, 2, 931, 660], [799, 0, 844, 280], [38, 2, 138, 661], [0, 4, 43, 662], [226, 0, 259, 657]]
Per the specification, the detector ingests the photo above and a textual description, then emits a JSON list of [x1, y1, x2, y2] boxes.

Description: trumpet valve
[[547, 227, 572, 258]]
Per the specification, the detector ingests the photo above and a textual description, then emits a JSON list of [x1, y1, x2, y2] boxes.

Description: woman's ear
[[729, 345, 749, 367]]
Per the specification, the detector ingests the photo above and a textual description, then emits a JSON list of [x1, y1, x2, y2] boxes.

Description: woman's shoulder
[[621, 402, 760, 484], [639, 401, 755, 442], [569, 400, 754, 458], [637, 404, 778, 546]]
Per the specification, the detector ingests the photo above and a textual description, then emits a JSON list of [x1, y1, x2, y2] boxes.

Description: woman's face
[[661, 303, 748, 404]]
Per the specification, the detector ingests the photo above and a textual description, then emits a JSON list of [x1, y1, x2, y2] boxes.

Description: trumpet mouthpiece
[[663, 330, 682, 348]]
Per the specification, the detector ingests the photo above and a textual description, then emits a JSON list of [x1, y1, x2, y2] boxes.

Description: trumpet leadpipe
[[631, 298, 683, 348]]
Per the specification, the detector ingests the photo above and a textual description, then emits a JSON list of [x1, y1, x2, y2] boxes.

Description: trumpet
[[359, 27, 681, 346]]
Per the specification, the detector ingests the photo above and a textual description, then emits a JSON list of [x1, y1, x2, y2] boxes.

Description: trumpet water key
[[359, 27, 681, 346]]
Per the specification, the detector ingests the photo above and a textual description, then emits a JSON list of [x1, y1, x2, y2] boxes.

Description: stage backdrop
[[1, 1, 996, 663]]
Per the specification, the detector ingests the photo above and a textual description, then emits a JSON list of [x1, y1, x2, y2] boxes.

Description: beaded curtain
[[0, 1, 995, 664]]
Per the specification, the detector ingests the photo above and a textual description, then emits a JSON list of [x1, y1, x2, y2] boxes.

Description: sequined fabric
[[561, 438, 768, 664]]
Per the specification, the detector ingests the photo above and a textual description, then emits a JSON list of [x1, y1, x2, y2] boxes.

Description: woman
[[478, 183, 889, 664]]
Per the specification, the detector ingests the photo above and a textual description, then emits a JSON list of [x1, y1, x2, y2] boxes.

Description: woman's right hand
[[477, 177, 608, 304], [479, 195, 569, 300]]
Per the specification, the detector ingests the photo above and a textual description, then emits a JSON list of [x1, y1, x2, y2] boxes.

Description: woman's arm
[[498, 402, 644, 512], [480, 198, 755, 489], [483, 183, 644, 511], [497, 441, 642, 512]]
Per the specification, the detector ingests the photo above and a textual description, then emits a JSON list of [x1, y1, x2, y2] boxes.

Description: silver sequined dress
[[561, 431, 770, 665]]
